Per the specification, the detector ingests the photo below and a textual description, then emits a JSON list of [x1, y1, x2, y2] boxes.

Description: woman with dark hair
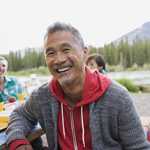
[[86, 53, 107, 75]]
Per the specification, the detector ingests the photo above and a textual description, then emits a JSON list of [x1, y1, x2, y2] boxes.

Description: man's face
[[44, 31, 88, 86], [0, 60, 7, 77]]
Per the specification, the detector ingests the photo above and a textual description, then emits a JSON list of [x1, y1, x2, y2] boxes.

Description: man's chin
[[58, 77, 73, 86]]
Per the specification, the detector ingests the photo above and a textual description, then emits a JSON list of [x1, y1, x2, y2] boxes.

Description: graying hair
[[45, 22, 85, 48], [0, 56, 7, 62], [0, 56, 8, 64]]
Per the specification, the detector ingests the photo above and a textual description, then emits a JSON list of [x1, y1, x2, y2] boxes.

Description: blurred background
[[0, 0, 150, 93]]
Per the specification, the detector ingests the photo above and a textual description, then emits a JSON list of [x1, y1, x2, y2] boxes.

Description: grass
[[116, 78, 139, 92], [116, 78, 150, 93], [8, 67, 50, 77]]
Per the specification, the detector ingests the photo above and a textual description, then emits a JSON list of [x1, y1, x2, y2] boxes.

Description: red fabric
[[50, 67, 112, 149], [9, 139, 30, 150], [148, 131, 150, 142], [50, 67, 112, 106], [58, 105, 92, 150]]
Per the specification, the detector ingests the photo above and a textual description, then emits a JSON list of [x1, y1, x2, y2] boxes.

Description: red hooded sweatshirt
[[50, 67, 112, 150]]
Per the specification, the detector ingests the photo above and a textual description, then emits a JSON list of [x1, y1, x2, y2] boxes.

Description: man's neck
[[61, 77, 85, 107], [64, 86, 83, 107]]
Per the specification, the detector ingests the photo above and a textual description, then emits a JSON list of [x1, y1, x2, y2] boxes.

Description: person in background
[[86, 53, 107, 75], [0, 56, 26, 103], [0, 56, 45, 150], [6, 22, 150, 150]]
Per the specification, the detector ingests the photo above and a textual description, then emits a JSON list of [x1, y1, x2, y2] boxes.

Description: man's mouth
[[57, 66, 72, 73]]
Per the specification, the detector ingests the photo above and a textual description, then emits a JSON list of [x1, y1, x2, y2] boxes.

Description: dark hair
[[44, 22, 85, 48], [86, 54, 106, 70]]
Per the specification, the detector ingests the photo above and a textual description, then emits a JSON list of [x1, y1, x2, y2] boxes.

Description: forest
[[2, 38, 150, 72]]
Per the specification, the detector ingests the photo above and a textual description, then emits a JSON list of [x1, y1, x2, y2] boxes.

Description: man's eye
[[63, 48, 70, 52], [46, 52, 54, 56], [2, 64, 6, 67]]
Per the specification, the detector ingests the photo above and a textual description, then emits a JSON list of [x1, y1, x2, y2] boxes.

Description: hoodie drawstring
[[61, 103, 85, 148], [61, 103, 66, 138], [81, 106, 85, 147]]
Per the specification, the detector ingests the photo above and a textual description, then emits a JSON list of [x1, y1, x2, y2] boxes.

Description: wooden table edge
[[0, 128, 45, 150]]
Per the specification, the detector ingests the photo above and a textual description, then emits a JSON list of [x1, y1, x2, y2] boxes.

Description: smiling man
[[6, 22, 150, 150]]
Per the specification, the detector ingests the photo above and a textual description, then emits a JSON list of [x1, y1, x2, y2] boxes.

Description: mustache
[[53, 62, 72, 70]]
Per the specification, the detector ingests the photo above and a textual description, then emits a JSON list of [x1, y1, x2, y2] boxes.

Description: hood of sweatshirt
[[50, 66, 112, 106], [50, 67, 112, 149]]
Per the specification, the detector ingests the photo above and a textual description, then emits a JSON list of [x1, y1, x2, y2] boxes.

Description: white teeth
[[58, 67, 70, 72]]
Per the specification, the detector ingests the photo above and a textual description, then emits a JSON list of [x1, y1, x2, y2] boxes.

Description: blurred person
[[0, 56, 26, 103], [0, 56, 45, 150], [6, 22, 150, 150], [86, 53, 107, 75]]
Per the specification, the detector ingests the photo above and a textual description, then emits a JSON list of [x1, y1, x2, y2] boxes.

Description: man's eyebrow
[[61, 43, 71, 47], [45, 47, 53, 53], [45, 43, 72, 53]]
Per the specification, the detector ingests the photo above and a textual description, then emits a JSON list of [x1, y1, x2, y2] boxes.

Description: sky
[[0, 0, 150, 54]]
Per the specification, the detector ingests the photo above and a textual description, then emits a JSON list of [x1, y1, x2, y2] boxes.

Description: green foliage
[[105, 65, 116, 72], [130, 63, 139, 71], [88, 39, 150, 70], [7, 66, 49, 76], [88, 45, 99, 54], [143, 63, 150, 70], [38, 66, 49, 75], [2, 48, 46, 72], [116, 78, 139, 92], [106, 64, 124, 72], [2, 38, 150, 72]]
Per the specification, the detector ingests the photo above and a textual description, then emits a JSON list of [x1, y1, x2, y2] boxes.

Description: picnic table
[[0, 101, 45, 149]]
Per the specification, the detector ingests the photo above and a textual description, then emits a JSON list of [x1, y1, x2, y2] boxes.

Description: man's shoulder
[[108, 80, 128, 93], [102, 80, 131, 104], [29, 82, 58, 106], [38, 82, 50, 92], [30, 82, 51, 98], [91, 81, 133, 113]]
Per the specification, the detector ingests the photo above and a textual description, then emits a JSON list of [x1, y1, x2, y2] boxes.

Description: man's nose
[[55, 53, 66, 64]]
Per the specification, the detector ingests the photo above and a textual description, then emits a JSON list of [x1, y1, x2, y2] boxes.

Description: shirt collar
[[4, 76, 11, 82]]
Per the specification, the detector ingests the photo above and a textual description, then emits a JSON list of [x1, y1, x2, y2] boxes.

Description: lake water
[[107, 70, 150, 85], [17, 70, 150, 87]]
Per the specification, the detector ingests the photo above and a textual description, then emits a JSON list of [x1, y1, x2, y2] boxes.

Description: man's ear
[[83, 47, 89, 62]]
